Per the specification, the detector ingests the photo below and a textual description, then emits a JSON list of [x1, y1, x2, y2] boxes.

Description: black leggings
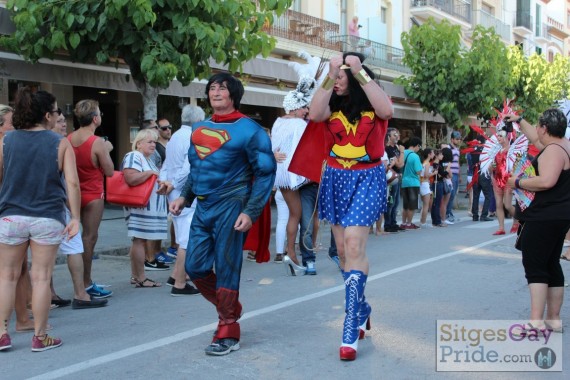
[[519, 220, 570, 286]]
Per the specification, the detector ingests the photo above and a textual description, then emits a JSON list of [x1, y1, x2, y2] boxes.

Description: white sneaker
[[444, 220, 454, 225], [420, 223, 431, 228]]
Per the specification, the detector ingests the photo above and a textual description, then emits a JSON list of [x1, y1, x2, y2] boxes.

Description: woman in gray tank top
[[0, 87, 80, 352]]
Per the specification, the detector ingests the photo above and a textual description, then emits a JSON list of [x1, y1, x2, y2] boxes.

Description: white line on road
[[30, 235, 513, 380]]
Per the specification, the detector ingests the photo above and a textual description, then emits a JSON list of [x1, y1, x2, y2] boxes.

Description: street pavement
[[3, 193, 569, 379]]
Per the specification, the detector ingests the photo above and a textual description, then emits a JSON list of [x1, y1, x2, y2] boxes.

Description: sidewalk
[[85, 181, 472, 261]]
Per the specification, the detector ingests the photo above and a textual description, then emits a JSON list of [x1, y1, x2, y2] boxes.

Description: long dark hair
[[12, 87, 56, 130], [328, 52, 375, 124]]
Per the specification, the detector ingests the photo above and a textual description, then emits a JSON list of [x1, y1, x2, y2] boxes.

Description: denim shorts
[[0, 215, 65, 246]]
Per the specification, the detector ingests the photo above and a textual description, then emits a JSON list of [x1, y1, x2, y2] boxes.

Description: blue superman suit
[[180, 114, 276, 341]]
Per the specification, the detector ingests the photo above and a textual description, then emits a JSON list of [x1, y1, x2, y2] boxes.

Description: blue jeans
[[472, 174, 492, 218], [431, 182, 444, 226], [384, 181, 401, 228], [299, 183, 318, 265], [446, 173, 459, 218]]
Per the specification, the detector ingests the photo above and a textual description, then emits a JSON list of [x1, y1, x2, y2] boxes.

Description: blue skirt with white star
[[318, 164, 387, 227]]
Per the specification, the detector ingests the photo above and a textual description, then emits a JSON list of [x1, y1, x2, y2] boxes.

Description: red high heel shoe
[[492, 229, 505, 236], [340, 346, 357, 361], [359, 317, 371, 340], [510, 223, 520, 234]]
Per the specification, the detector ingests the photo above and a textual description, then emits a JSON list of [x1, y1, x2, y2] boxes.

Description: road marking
[[30, 235, 513, 380]]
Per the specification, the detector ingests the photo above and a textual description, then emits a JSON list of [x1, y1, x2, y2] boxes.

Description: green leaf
[[69, 33, 80, 49]]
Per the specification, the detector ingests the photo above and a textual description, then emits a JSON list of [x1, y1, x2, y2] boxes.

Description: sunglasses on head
[[159, 125, 172, 131]]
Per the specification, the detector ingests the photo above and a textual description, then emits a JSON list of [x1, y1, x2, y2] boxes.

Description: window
[[381, 7, 387, 23], [535, 47, 542, 55], [482, 3, 494, 16]]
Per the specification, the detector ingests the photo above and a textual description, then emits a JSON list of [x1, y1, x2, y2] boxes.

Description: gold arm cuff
[[354, 69, 372, 86], [321, 75, 334, 91]]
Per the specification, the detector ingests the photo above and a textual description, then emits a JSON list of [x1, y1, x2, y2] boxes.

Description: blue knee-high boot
[[342, 270, 371, 340], [340, 270, 368, 361]]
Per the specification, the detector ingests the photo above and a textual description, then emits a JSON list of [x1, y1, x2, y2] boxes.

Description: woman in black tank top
[[504, 108, 570, 334]]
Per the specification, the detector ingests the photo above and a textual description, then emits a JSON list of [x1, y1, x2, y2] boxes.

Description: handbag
[[106, 171, 157, 208]]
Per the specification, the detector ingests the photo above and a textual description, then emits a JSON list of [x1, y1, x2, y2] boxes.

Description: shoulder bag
[[106, 171, 157, 208]]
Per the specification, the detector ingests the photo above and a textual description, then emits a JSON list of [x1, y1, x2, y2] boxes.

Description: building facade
[[1, 0, 569, 160]]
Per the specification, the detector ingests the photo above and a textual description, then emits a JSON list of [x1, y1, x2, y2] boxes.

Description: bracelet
[[515, 116, 523, 123], [515, 178, 521, 189], [354, 69, 372, 86], [320, 75, 334, 91]]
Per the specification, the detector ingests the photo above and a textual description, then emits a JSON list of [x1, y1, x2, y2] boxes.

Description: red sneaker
[[408, 223, 420, 229], [31, 334, 62, 352], [0, 333, 11, 351]]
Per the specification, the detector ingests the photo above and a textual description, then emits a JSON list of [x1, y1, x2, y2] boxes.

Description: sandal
[[51, 295, 71, 307], [135, 278, 162, 288], [560, 255, 570, 262], [130, 277, 138, 285]]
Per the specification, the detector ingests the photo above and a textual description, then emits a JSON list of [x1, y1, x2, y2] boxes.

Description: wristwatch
[[515, 116, 523, 123]]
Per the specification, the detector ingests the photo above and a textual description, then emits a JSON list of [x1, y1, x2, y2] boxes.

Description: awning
[[0, 51, 433, 115]]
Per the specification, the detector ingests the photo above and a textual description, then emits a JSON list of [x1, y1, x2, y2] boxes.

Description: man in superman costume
[[170, 73, 276, 356]]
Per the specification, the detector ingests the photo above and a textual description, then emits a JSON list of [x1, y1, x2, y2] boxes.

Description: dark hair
[[408, 136, 422, 148], [441, 147, 453, 163], [12, 87, 56, 130], [329, 52, 376, 124], [205, 73, 244, 110], [538, 108, 567, 138], [420, 147, 433, 161], [141, 119, 156, 129]]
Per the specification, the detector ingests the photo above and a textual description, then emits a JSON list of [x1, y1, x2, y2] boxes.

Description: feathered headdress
[[491, 99, 522, 138], [283, 76, 316, 114]]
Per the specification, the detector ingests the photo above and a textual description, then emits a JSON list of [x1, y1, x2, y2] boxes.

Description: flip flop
[[135, 278, 162, 288], [545, 321, 564, 333]]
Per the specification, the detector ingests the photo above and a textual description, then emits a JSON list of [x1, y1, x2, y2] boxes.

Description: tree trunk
[[133, 78, 159, 121]]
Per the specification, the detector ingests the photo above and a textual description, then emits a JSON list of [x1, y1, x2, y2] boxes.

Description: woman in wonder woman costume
[[309, 53, 393, 361]]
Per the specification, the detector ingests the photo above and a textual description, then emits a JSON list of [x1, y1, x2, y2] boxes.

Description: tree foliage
[[1, 0, 293, 119], [397, 19, 510, 128], [507, 46, 570, 123]]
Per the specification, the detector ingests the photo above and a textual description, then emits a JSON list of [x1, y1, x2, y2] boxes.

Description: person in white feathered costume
[[271, 75, 316, 269]]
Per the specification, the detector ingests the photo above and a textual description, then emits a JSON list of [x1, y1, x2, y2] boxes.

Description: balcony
[[547, 16, 569, 39], [513, 11, 533, 37], [263, 8, 340, 51], [410, 0, 472, 28], [474, 10, 510, 42], [329, 35, 411, 74]]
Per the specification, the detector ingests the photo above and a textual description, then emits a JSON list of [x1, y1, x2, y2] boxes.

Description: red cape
[[289, 121, 329, 183], [243, 199, 272, 263]]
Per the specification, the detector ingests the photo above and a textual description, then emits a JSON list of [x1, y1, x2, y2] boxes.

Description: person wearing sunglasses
[[156, 118, 172, 164]]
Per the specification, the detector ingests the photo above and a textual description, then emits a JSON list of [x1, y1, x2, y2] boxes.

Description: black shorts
[[401, 186, 419, 211], [519, 220, 569, 286]]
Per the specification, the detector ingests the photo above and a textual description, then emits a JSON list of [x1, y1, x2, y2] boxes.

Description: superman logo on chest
[[192, 127, 231, 159]]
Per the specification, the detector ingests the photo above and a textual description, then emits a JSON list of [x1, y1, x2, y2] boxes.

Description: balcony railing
[[476, 10, 510, 41], [515, 11, 532, 31], [263, 8, 340, 51], [547, 17, 564, 31], [411, 0, 472, 24], [329, 35, 411, 73]]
